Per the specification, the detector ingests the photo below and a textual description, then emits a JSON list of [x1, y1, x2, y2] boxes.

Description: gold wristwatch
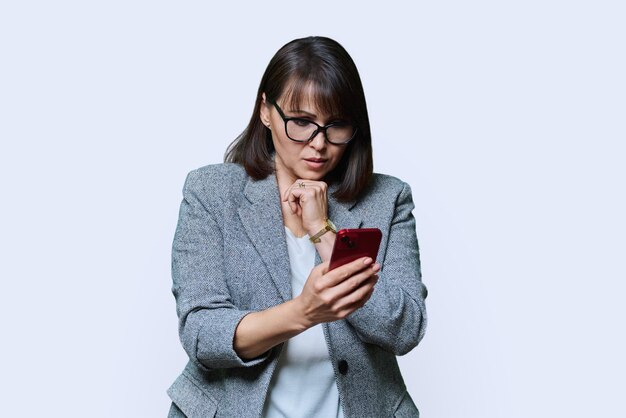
[[309, 218, 337, 243]]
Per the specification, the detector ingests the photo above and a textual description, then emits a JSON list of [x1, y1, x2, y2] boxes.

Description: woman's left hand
[[282, 179, 329, 235]]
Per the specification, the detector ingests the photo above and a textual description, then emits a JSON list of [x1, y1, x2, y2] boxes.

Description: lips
[[303, 157, 328, 170]]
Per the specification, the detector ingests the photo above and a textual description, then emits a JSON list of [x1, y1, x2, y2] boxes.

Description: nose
[[308, 129, 327, 151]]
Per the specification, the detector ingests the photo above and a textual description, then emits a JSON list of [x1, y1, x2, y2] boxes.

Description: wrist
[[308, 218, 337, 244], [289, 296, 315, 331], [304, 219, 326, 235]]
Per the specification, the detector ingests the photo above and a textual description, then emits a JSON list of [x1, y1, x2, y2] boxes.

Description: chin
[[299, 173, 323, 181], [301, 169, 329, 181], [299, 163, 337, 181]]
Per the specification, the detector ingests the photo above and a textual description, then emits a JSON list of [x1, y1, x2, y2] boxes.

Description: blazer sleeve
[[345, 181, 428, 355], [171, 170, 270, 371]]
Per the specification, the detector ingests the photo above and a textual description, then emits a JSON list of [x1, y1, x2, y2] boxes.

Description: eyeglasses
[[268, 99, 357, 145]]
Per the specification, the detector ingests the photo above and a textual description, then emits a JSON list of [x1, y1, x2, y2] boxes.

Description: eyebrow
[[289, 109, 317, 117], [288, 108, 344, 120]]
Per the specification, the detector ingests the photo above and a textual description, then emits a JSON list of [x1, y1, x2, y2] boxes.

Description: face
[[260, 85, 348, 185]]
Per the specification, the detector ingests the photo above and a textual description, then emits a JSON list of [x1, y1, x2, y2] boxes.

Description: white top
[[262, 228, 344, 418]]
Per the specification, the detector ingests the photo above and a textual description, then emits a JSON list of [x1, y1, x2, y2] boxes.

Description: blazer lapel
[[238, 174, 292, 302], [237, 175, 365, 298], [327, 185, 362, 231], [315, 184, 363, 266]]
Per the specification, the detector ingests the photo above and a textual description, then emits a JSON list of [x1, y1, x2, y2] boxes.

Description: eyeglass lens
[[286, 119, 354, 144]]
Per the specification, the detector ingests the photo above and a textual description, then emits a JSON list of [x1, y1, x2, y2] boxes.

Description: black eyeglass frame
[[268, 99, 357, 145]]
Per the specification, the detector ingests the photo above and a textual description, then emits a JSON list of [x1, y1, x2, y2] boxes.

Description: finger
[[329, 267, 379, 301], [333, 275, 378, 314], [298, 179, 327, 191], [282, 180, 312, 201], [288, 187, 319, 204], [285, 186, 317, 206], [323, 257, 374, 287], [310, 261, 329, 277], [336, 286, 376, 318], [282, 183, 299, 202], [285, 188, 300, 213], [285, 180, 325, 201], [282, 181, 302, 201], [282, 186, 294, 202]]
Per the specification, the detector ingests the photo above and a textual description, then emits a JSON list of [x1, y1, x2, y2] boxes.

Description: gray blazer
[[168, 163, 427, 418]]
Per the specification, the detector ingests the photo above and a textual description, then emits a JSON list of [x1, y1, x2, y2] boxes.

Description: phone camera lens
[[341, 235, 356, 248]]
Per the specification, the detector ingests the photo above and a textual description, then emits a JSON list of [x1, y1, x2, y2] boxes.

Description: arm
[[171, 170, 270, 370], [172, 170, 380, 367], [234, 257, 380, 359], [233, 299, 308, 360], [346, 182, 428, 355]]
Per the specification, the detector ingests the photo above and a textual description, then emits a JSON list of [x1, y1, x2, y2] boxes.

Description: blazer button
[[338, 360, 348, 375]]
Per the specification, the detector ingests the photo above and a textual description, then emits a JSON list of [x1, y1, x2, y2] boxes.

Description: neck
[[273, 155, 298, 196]]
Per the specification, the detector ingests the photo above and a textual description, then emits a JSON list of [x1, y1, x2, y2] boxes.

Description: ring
[[298, 182, 306, 188]]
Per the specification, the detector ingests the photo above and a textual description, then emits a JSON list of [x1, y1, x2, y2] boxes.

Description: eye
[[292, 118, 312, 127]]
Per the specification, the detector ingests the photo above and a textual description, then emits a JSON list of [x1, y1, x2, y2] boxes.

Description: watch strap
[[309, 219, 337, 243]]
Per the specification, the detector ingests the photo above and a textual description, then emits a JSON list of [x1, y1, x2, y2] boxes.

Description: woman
[[168, 36, 427, 418]]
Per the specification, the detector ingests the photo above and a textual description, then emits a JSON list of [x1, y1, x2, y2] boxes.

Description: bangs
[[225, 36, 373, 201], [280, 77, 348, 120]]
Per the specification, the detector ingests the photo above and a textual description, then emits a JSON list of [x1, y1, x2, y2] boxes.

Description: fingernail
[[363, 257, 373, 265], [373, 263, 381, 271]]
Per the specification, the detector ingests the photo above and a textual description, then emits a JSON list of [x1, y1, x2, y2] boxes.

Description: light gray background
[[1, 1, 624, 417]]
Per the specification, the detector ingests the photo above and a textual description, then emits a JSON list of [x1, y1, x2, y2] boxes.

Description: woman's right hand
[[295, 257, 380, 327], [234, 257, 379, 360]]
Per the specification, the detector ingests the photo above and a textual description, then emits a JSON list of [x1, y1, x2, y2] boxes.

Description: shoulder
[[361, 173, 412, 202], [186, 162, 247, 184], [184, 163, 247, 191], [370, 173, 408, 190], [351, 173, 415, 218], [181, 163, 249, 206]]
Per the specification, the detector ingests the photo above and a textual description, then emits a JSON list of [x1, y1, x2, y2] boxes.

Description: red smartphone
[[328, 228, 382, 271]]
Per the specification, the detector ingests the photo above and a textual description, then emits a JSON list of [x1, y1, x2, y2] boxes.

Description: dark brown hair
[[224, 36, 373, 202]]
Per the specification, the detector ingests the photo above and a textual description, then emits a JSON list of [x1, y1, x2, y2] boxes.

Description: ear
[[259, 92, 271, 129]]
